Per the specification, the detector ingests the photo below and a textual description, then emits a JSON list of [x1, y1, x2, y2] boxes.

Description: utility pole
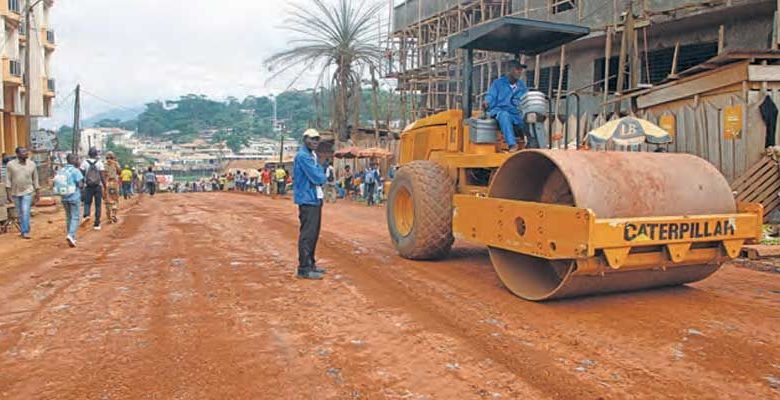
[[72, 84, 81, 155], [24, 0, 45, 147], [279, 133, 284, 164]]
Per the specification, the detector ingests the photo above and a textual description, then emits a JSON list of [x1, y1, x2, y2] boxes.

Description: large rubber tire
[[387, 161, 455, 260]]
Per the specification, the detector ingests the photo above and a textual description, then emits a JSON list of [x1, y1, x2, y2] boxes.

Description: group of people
[[3, 146, 158, 247], [205, 166, 291, 194], [321, 162, 386, 206]]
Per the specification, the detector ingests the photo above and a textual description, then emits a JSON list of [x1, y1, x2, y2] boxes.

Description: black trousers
[[146, 182, 156, 196], [298, 204, 322, 270], [83, 185, 102, 226], [366, 183, 376, 206]]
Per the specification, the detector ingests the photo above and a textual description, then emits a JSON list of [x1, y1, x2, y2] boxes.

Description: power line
[[80, 88, 139, 113]]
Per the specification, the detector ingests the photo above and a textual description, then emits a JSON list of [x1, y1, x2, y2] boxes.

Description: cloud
[[47, 0, 327, 127]]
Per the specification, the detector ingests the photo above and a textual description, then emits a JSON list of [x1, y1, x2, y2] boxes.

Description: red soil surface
[[0, 192, 778, 399]]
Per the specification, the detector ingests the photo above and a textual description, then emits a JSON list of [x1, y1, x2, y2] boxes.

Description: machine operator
[[482, 60, 528, 152]]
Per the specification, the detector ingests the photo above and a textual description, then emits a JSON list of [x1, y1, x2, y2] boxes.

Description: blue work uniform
[[293, 145, 328, 271], [485, 75, 528, 147]]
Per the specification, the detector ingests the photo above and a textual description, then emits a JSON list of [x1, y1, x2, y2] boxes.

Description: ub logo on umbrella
[[587, 117, 673, 147]]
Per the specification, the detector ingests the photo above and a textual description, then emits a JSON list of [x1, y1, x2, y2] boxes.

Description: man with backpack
[[55, 154, 84, 247], [364, 163, 380, 207], [80, 147, 106, 230]]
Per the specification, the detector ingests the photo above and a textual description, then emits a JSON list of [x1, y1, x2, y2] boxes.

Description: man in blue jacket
[[483, 60, 528, 152], [293, 128, 328, 280]]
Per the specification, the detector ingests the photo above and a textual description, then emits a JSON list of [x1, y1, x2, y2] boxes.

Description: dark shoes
[[313, 266, 327, 274], [297, 269, 324, 280]]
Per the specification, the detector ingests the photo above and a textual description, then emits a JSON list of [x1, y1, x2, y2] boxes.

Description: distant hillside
[[76, 89, 403, 153], [83, 106, 144, 127]]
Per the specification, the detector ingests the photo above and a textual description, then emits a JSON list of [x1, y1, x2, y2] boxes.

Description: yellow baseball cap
[[303, 128, 320, 138]]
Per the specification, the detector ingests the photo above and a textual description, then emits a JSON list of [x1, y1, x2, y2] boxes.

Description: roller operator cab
[[386, 17, 764, 301]]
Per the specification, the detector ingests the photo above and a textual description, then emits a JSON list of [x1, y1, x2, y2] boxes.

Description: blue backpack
[[53, 167, 76, 196], [365, 169, 377, 185]]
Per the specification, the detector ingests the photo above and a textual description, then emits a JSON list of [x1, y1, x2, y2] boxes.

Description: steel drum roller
[[488, 150, 736, 300]]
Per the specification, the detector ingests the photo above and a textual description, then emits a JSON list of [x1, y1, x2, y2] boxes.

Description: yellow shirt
[[120, 169, 133, 182], [275, 168, 286, 180]]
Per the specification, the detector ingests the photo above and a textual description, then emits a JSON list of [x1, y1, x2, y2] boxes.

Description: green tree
[[105, 137, 134, 167], [56, 125, 74, 151], [265, 0, 383, 142], [94, 118, 122, 128]]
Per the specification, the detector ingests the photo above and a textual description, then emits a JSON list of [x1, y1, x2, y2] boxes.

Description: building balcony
[[42, 77, 54, 97], [1, 0, 21, 24], [3, 58, 23, 86], [43, 30, 55, 51]]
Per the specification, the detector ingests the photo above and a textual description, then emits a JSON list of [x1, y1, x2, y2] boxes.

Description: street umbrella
[[587, 117, 672, 146], [334, 146, 361, 159], [358, 147, 392, 159]]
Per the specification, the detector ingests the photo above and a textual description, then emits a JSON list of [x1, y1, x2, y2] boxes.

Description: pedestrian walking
[[364, 163, 380, 207], [54, 154, 83, 247], [275, 165, 287, 195], [324, 159, 337, 203], [104, 152, 122, 224], [4, 147, 40, 239], [120, 165, 133, 199], [80, 147, 106, 230], [294, 129, 327, 280], [144, 167, 157, 196], [342, 165, 353, 200], [261, 167, 272, 195]]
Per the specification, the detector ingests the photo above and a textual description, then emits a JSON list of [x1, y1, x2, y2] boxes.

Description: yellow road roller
[[385, 17, 763, 300]]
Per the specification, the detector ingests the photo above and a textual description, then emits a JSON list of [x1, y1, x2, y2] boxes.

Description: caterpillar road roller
[[385, 17, 763, 301]]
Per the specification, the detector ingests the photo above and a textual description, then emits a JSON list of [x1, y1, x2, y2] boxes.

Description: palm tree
[[265, 0, 383, 142]]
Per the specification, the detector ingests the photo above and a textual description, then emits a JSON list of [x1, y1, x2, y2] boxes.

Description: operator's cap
[[303, 128, 321, 138]]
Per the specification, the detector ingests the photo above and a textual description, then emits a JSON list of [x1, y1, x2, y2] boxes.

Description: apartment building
[[0, 0, 55, 156]]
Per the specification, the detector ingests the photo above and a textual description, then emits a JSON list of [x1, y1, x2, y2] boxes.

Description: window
[[528, 65, 570, 96], [593, 56, 629, 93], [550, 0, 576, 14], [8, 0, 20, 14], [641, 42, 718, 84]]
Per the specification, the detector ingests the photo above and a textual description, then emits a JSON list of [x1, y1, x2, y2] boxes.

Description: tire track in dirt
[[237, 193, 779, 399], [1, 193, 778, 399]]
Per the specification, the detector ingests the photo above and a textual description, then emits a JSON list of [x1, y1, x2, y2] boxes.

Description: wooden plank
[[734, 94, 749, 180], [737, 162, 778, 197], [743, 175, 780, 203], [732, 158, 775, 191], [706, 102, 722, 171], [746, 91, 769, 171], [684, 105, 698, 156], [738, 170, 779, 201], [637, 62, 750, 109], [675, 110, 686, 153], [723, 127, 736, 182], [761, 197, 780, 222], [740, 244, 780, 259], [748, 65, 780, 81]]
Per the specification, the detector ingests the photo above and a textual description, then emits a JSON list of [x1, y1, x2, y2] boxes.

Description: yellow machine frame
[[396, 110, 764, 274]]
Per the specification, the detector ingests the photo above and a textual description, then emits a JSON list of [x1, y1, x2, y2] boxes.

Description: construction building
[[0, 0, 55, 156], [389, 0, 780, 216]]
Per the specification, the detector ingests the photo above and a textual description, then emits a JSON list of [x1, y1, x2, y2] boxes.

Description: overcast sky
[[48, 0, 346, 128]]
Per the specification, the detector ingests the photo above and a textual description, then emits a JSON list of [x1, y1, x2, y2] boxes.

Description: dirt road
[[1, 193, 778, 399]]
